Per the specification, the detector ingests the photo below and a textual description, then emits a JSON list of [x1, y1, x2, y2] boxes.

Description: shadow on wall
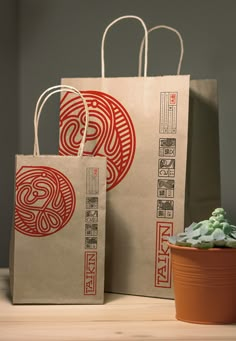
[[185, 79, 221, 226]]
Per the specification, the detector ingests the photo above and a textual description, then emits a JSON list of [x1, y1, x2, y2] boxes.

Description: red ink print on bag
[[14, 166, 76, 237], [84, 251, 97, 295], [59, 91, 136, 191], [169, 93, 177, 105], [155, 222, 173, 288]]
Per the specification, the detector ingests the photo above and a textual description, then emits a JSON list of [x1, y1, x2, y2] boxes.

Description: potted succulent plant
[[168, 208, 236, 324]]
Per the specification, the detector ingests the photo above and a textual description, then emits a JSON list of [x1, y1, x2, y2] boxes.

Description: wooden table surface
[[0, 269, 235, 340]]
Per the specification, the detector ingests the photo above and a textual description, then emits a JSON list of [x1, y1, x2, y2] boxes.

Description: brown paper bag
[[59, 16, 220, 299], [10, 85, 107, 304]]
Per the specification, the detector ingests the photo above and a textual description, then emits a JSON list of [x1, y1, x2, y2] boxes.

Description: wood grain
[[0, 269, 235, 340]]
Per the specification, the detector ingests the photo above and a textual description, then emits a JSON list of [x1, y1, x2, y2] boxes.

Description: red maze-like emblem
[[59, 91, 136, 191], [14, 166, 76, 237]]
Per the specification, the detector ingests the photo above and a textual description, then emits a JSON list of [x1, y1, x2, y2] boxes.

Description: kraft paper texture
[[60, 76, 220, 299], [10, 155, 107, 304]]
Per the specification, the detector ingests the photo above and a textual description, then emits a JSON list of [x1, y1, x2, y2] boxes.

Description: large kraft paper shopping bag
[[59, 16, 220, 298], [10, 85, 107, 304]]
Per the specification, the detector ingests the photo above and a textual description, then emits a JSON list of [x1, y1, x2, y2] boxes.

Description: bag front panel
[[60, 76, 190, 298], [11, 155, 106, 304]]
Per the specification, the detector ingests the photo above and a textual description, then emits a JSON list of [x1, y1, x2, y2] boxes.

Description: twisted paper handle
[[34, 85, 89, 157], [101, 15, 149, 77]]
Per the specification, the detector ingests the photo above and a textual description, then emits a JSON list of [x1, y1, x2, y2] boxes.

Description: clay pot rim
[[167, 242, 236, 252]]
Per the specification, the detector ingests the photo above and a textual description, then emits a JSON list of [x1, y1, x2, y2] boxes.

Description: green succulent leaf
[[230, 231, 236, 239], [177, 232, 187, 239], [176, 240, 192, 247], [212, 208, 226, 216], [186, 222, 202, 231], [230, 225, 236, 232], [197, 241, 214, 249], [185, 223, 197, 233], [186, 238, 200, 246], [206, 227, 214, 235], [212, 228, 225, 241], [215, 214, 225, 223], [214, 240, 226, 247], [168, 236, 177, 245], [199, 235, 214, 242], [188, 229, 201, 239], [226, 238, 236, 248], [213, 221, 221, 229], [222, 222, 232, 235], [209, 217, 215, 223], [200, 223, 210, 236]]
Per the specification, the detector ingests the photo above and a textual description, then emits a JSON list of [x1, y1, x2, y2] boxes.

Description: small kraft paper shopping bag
[[10, 85, 107, 304], [59, 16, 220, 299]]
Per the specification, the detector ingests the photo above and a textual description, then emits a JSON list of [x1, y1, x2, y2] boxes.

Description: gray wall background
[[1, 0, 236, 266], [0, 0, 18, 268]]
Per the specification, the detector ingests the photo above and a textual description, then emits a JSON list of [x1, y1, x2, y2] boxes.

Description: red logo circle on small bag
[[14, 166, 76, 237], [59, 90, 136, 191]]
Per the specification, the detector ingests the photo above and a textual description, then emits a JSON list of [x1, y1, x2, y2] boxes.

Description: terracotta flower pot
[[168, 243, 236, 324]]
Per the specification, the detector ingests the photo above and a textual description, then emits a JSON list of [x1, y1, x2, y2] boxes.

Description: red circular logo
[[15, 166, 76, 237], [59, 90, 136, 191]]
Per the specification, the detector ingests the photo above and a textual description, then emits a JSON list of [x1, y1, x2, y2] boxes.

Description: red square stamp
[[93, 168, 98, 177], [169, 93, 177, 105], [84, 251, 97, 295], [155, 221, 173, 288]]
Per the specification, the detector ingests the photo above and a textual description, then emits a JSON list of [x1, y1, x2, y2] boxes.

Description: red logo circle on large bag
[[14, 166, 76, 237], [59, 90, 136, 191]]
